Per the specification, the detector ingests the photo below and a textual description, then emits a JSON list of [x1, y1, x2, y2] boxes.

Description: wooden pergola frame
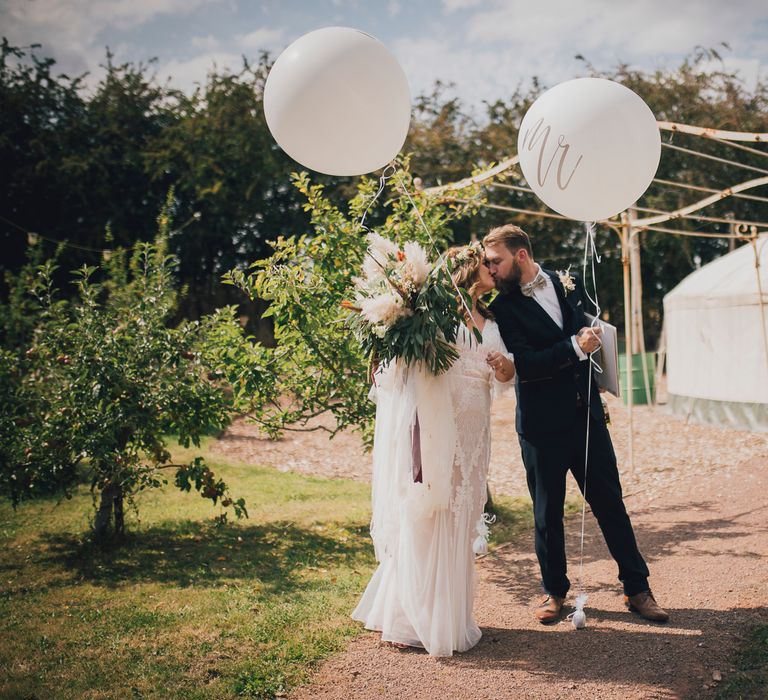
[[417, 121, 768, 473]]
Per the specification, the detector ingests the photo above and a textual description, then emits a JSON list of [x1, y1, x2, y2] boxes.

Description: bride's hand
[[486, 351, 515, 382], [370, 357, 380, 384]]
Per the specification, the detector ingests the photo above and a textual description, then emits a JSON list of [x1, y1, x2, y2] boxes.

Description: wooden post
[[750, 228, 768, 373], [628, 207, 653, 405], [654, 319, 667, 405], [727, 213, 736, 252], [620, 212, 635, 475]]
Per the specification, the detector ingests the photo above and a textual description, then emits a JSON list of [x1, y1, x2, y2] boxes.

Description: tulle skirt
[[352, 499, 482, 656], [353, 351, 503, 657]]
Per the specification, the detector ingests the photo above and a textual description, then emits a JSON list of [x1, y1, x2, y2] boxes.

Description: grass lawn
[[0, 440, 534, 699], [716, 624, 768, 700]]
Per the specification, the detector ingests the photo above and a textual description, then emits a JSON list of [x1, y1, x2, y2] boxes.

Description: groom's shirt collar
[[530, 264, 548, 287]]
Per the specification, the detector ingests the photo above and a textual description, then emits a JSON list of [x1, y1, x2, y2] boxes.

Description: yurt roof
[[664, 233, 768, 310]]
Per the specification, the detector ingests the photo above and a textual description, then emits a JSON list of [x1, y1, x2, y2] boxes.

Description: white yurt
[[663, 233, 768, 431]]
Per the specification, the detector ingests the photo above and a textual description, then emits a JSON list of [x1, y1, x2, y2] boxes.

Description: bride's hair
[[444, 244, 494, 320]]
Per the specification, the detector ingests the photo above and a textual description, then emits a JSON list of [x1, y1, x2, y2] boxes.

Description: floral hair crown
[[454, 241, 484, 265]]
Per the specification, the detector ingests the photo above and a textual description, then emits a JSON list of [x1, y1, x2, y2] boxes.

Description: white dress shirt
[[527, 265, 587, 361]]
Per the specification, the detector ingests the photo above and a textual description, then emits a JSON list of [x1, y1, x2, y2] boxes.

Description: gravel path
[[292, 453, 767, 700], [212, 391, 766, 502], [211, 393, 768, 699]]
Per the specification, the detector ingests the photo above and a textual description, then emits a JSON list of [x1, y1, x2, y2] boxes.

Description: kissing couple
[[352, 224, 669, 657]]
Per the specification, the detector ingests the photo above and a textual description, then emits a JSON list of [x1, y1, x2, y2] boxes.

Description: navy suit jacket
[[489, 269, 605, 439]]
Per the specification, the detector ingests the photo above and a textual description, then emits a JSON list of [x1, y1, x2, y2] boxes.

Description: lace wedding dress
[[352, 320, 512, 656]]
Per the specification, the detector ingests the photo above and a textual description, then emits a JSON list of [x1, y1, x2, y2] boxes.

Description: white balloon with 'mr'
[[517, 78, 661, 221]]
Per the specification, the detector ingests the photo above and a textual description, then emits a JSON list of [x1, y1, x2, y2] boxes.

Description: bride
[[352, 242, 515, 656]]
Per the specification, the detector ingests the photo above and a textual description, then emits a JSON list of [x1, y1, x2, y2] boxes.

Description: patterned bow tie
[[520, 272, 548, 297]]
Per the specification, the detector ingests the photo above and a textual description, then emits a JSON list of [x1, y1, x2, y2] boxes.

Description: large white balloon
[[264, 27, 411, 176], [517, 78, 661, 221]]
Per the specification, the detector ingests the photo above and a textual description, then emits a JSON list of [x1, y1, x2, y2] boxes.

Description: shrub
[[0, 221, 247, 541]]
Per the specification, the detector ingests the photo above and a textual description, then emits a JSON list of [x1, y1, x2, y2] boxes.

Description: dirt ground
[[212, 389, 766, 502], [211, 392, 768, 699]]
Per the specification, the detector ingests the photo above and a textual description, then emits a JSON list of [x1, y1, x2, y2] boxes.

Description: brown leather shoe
[[624, 590, 669, 622], [534, 595, 566, 624]]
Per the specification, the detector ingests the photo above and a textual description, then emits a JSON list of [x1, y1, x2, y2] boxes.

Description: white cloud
[[92, 0, 222, 30], [442, 0, 485, 13], [392, 36, 544, 117], [698, 55, 764, 92], [153, 27, 286, 93], [189, 34, 221, 51], [154, 24, 285, 93], [3, 0, 765, 107], [191, 35, 221, 51], [1, 0, 226, 83], [237, 27, 285, 51], [4, 0, 224, 38], [398, 0, 767, 111], [461, 0, 766, 59], [158, 50, 243, 92]]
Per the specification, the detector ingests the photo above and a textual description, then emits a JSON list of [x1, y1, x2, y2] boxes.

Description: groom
[[483, 224, 668, 624]]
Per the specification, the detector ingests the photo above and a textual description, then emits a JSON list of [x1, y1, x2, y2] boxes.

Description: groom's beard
[[495, 260, 522, 294]]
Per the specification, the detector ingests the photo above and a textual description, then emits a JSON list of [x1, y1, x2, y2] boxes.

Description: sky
[[3, 0, 768, 114]]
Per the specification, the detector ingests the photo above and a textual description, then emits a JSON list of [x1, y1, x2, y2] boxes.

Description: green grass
[[0, 443, 535, 699], [716, 624, 768, 699]]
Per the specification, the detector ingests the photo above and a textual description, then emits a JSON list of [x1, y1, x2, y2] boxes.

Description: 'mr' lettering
[[522, 118, 583, 190]]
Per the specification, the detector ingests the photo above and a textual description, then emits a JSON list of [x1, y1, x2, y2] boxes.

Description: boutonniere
[[557, 266, 576, 295]]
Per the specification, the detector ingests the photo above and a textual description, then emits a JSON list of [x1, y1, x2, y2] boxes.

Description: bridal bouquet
[[344, 232, 467, 375]]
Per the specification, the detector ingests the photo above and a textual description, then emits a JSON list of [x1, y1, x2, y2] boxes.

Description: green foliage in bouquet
[[220, 159, 484, 446], [0, 207, 247, 541], [345, 237, 479, 375]]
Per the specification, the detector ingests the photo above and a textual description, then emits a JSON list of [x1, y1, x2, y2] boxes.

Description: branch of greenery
[[240, 412, 334, 434]]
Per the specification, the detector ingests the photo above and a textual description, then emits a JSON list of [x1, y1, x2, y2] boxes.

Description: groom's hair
[[483, 224, 533, 256]]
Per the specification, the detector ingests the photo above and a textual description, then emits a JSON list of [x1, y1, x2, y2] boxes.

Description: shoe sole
[[535, 613, 563, 625]]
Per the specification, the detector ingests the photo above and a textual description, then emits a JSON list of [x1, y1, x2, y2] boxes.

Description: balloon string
[[575, 221, 603, 615], [582, 222, 604, 374], [359, 163, 397, 234]]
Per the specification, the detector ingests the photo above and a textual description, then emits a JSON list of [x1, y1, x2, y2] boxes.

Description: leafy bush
[[0, 220, 247, 540], [218, 162, 483, 445]]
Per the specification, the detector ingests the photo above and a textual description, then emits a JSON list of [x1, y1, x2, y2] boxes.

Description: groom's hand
[[576, 326, 602, 353]]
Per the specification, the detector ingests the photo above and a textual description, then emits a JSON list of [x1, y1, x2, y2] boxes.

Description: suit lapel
[[511, 284, 565, 338], [545, 269, 577, 335]]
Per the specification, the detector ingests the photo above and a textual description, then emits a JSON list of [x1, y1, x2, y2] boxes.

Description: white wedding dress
[[352, 319, 512, 656]]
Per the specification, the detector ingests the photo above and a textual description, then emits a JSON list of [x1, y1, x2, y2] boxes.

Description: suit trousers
[[518, 407, 650, 598]]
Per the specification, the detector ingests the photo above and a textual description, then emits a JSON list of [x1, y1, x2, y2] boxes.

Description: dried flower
[[557, 266, 576, 295], [402, 241, 431, 285], [344, 232, 461, 374], [359, 291, 412, 327]]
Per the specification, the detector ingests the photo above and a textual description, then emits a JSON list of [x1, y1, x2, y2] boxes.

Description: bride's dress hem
[[351, 616, 425, 650], [350, 615, 482, 657]]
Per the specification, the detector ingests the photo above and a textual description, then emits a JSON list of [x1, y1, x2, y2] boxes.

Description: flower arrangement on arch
[[343, 232, 469, 375]]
